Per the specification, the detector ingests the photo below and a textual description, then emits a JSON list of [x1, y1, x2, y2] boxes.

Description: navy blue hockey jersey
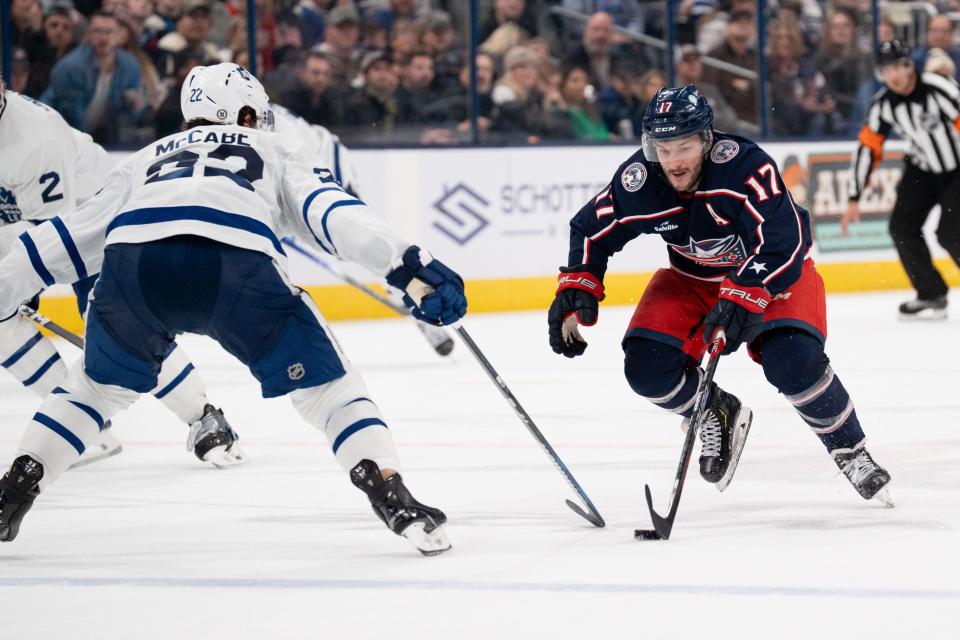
[[567, 133, 812, 295]]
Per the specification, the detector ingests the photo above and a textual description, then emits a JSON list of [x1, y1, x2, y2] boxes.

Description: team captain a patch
[[621, 162, 647, 192], [710, 139, 739, 164]]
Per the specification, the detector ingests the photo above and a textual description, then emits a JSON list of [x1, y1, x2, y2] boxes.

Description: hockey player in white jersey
[[0, 63, 466, 554], [0, 79, 246, 469], [271, 104, 455, 355]]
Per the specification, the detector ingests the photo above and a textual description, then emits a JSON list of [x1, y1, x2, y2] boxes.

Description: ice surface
[[1, 291, 957, 638]]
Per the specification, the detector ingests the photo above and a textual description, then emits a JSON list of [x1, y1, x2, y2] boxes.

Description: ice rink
[[0, 290, 957, 639]]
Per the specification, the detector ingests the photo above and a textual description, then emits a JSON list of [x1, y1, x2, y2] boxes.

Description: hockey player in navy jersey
[[0, 77, 246, 468], [0, 64, 466, 555], [548, 86, 892, 503]]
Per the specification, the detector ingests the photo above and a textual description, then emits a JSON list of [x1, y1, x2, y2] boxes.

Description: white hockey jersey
[[0, 123, 411, 319], [0, 91, 114, 223], [272, 104, 361, 196]]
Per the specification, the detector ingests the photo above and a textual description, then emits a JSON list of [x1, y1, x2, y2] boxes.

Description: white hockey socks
[[290, 370, 401, 474], [149, 342, 209, 424], [0, 315, 66, 397], [16, 363, 139, 489]]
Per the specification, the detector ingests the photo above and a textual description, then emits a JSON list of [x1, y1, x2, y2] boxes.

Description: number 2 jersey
[[0, 91, 114, 227], [568, 132, 813, 295], [0, 123, 412, 316]]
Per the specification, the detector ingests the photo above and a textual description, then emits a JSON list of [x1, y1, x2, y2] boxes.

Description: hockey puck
[[634, 529, 663, 540]]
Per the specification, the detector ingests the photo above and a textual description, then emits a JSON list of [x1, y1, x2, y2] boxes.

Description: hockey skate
[[187, 404, 249, 468], [832, 442, 893, 506], [695, 385, 753, 491], [69, 422, 123, 469], [898, 295, 947, 320], [350, 459, 451, 556], [0, 456, 43, 542]]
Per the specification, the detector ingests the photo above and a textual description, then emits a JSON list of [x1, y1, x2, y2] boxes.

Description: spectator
[[116, 4, 168, 112], [491, 46, 572, 142], [926, 47, 957, 78], [314, 5, 363, 89], [390, 19, 421, 64], [11, 0, 44, 51], [766, 17, 819, 136], [480, 0, 535, 57], [367, 0, 419, 33], [279, 51, 339, 126], [814, 8, 869, 134], [673, 45, 757, 135], [396, 51, 444, 124], [704, 10, 758, 126], [155, 0, 222, 82], [636, 68, 666, 109], [421, 11, 461, 93], [877, 16, 896, 45], [41, 10, 145, 144], [143, 0, 183, 53], [912, 14, 960, 83], [599, 61, 643, 139], [563, 12, 625, 90], [360, 18, 389, 53], [8, 48, 31, 94], [560, 65, 612, 141], [340, 50, 400, 135], [433, 52, 496, 137], [292, 0, 328, 48], [153, 49, 203, 137], [23, 6, 76, 98]]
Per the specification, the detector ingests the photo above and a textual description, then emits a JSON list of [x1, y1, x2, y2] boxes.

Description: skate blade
[[716, 408, 753, 493], [69, 442, 124, 469], [872, 487, 895, 508], [402, 522, 452, 556], [203, 443, 250, 469], [898, 309, 947, 321]]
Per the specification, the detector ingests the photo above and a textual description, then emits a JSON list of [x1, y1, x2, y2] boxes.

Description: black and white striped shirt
[[849, 72, 960, 199]]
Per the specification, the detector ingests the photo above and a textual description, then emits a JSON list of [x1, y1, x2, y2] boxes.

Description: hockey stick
[[18, 304, 84, 350], [454, 325, 605, 528], [281, 238, 454, 355], [636, 330, 725, 541]]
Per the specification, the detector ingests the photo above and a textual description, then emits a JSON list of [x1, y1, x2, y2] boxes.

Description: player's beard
[[663, 157, 705, 193]]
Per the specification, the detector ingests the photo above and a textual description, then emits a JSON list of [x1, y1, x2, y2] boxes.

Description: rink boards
[[36, 139, 960, 332]]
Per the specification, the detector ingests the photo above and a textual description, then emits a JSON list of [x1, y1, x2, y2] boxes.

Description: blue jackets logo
[[669, 234, 746, 267], [432, 183, 490, 245]]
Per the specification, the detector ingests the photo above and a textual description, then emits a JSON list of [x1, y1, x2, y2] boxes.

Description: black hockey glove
[[386, 245, 467, 326], [703, 277, 770, 355], [548, 265, 605, 358]]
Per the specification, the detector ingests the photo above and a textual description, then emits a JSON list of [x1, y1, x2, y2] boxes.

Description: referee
[[844, 40, 960, 320]]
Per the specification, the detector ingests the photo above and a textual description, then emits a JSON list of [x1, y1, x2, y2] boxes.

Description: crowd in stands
[[6, 0, 960, 147]]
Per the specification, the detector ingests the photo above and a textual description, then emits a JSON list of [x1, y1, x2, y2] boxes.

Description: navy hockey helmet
[[641, 85, 714, 163], [876, 40, 911, 68]]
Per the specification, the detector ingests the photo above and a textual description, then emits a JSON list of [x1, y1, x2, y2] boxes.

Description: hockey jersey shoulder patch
[[710, 139, 740, 164], [620, 162, 647, 192]]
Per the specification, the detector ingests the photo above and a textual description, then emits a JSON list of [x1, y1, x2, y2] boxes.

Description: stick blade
[[644, 484, 674, 540], [565, 499, 605, 528]]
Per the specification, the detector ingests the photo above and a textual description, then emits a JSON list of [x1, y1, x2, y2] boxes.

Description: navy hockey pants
[[83, 236, 346, 397]]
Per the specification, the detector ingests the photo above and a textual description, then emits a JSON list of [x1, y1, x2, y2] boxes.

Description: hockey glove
[[703, 277, 770, 355], [548, 265, 605, 358], [386, 246, 467, 326]]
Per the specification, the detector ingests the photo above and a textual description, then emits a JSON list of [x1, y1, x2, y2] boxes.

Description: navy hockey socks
[[624, 338, 701, 418], [760, 330, 865, 451]]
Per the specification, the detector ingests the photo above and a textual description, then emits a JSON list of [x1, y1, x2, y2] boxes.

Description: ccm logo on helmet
[[719, 286, 769, 309], [654, 126, 677, 132]]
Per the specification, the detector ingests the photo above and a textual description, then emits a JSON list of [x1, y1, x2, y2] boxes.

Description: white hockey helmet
[[181, 63, 273, 129]]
